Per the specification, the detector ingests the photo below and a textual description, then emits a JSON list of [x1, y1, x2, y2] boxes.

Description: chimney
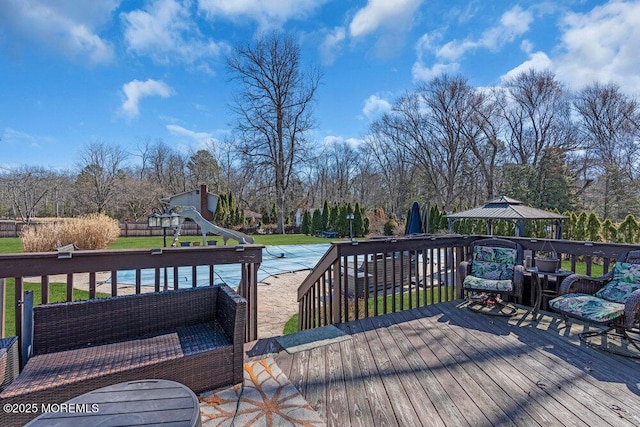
[[200, 184, 214, 220]]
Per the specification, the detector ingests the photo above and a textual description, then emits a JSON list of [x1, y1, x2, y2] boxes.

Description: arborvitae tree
[[260, 207, 271, 224], [301, 210, 311, 235], [363, 215, 370, 236], [586, 212, 601, 242], [354, 202, 364, 237], [321, 200, 329, 230], [337, 204, 348, 237], [270, 203, 278, 226], [404, 207, 411, 234], [574, 212, 588, 241], [617, 214, 638, 243], [215, 193, 228, 226], [328, 203, 338, 231], [602, 218, 617, 242], [311, 208, 322, 235]]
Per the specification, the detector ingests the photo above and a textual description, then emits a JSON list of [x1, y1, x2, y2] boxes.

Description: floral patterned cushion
[[593, 262, 640, 303], [549, 293, 624, 324], [473, 246, 517, 264], [463, 275, 513, 292], [471, 261, 514, 280], [612, 262, 640, 283], [594, 280, 640, 304]]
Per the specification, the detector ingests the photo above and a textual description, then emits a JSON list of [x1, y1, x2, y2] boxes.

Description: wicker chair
[[0, 285, 246, 425], [549, 250, 640, 358], [459, 238, 524, 316]]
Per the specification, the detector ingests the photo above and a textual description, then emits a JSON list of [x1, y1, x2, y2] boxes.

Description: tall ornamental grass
[[21, 214, 120, 252]]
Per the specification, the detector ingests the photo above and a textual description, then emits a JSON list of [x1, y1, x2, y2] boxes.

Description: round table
[[25, 379, 201, 427]]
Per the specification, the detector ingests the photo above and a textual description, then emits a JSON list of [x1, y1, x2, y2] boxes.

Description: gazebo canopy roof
[[446, 196, 566, 221]]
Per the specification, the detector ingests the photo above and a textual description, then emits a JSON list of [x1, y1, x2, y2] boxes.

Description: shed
[[446, 196, 566, 238]]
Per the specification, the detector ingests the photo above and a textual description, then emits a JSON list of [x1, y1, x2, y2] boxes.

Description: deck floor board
[[270, 301, 640, 426]]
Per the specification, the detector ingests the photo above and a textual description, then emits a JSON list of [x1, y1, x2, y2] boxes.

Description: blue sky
[[2, 0, 639, 170]]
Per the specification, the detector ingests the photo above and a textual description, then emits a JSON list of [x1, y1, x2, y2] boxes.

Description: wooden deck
[[252, 301, 640, 426]]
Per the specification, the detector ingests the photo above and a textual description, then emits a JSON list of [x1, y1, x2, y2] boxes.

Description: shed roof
[[446, 196, 566, 220]]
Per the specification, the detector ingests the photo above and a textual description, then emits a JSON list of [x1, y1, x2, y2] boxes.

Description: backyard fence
[[0, 221, 205, 238]]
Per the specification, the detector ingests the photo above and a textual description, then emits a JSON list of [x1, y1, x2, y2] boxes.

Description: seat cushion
[[594, 262, 640, 303], [463, 275, 513, 292], [549, 293, 624, 324]]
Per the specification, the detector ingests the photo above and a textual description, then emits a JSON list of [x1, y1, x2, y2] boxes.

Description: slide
[[176, 207, 255, 245]]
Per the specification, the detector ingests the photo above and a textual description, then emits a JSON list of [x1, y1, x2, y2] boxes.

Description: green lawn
[[0, 234, 333, 253], [2, 279, 110, 336]]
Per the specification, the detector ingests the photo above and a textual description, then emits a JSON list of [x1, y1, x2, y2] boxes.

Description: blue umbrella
[[406, 201, 423, 235]]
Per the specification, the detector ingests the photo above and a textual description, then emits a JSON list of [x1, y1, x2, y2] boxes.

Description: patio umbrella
[[406, 201, 423, 234]]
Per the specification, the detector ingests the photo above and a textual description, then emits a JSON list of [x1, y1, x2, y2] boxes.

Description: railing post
[[0, 278, 4, 338], [332, 259, 341, 325], [455, 246, 465, 300], [239, 262, 259, 342]]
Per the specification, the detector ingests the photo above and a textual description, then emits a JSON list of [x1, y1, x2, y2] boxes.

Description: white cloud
[[121, 79, 173, 117], [412, 61, 460, 82], [0, 0, 117, 64], [166, 124, 217, 148], [322, 135, 364, 147], [436, 5, 533, 62], [348, 0, 423, 57], [501, 51, 553, 82], [552, 1, 640, 94], [349, 0, 422, 38], [2, 128, 40, 148], [122, 0, 226, 65], [363, 95, 392, 119], [198, 0, 327, 30], [319, 27, 346, 65], [412, 5, 533, 83]]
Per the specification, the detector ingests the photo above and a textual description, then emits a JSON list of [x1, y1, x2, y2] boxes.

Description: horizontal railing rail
[[0, 245, 263, 345], [297, 234, 640, 331]]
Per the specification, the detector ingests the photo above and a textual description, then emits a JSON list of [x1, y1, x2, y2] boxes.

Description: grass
[[0, 234, 333, 253], [2, 278, 110, 336]]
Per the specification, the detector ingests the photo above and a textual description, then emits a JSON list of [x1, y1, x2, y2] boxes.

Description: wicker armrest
[[513, 265, 525, 298], [558, 274, 609, 295], [215, 284, 246, 384], [623, 289, 640, 329], [458, 261, 471, 283]]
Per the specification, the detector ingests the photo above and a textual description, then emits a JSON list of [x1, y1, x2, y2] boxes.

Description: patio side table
[[526, 267, 573, 319], [25, 379, 201, 427]]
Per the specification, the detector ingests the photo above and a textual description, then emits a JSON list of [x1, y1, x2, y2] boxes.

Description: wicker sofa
[[0, 285, 246, 425]]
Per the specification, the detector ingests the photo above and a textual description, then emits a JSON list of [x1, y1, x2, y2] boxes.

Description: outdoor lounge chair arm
[[458, 261, 471, 283], [624, 289, 640, 329], [559, 273, 611, 296], [514, 265, 524, 297]]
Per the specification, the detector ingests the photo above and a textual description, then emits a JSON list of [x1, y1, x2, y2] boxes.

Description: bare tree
[[500, 69, 574, 167], [0, 166, 64, 222], [75, 141, 129, 214], [227, 31, 321, 233], [574, 82, 640, 219]]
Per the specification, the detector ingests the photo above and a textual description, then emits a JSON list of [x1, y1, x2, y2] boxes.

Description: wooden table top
[[25, 379, 201, 427]]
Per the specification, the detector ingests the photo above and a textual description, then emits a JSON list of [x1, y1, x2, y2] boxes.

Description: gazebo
[[446, 196, 566, 238]]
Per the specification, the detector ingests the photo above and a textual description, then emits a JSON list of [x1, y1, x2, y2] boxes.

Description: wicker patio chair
[[459, 238, 524, 316], [549, 250, 640, 358]]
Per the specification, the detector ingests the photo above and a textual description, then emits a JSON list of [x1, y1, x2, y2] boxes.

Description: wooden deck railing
[[297, 235, 474, 330], [0, 245, 263, 345], [297, 234, 640, 331]]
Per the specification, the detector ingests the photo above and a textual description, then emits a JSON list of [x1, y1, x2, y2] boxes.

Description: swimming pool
[[111, 243, 332, 288]]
